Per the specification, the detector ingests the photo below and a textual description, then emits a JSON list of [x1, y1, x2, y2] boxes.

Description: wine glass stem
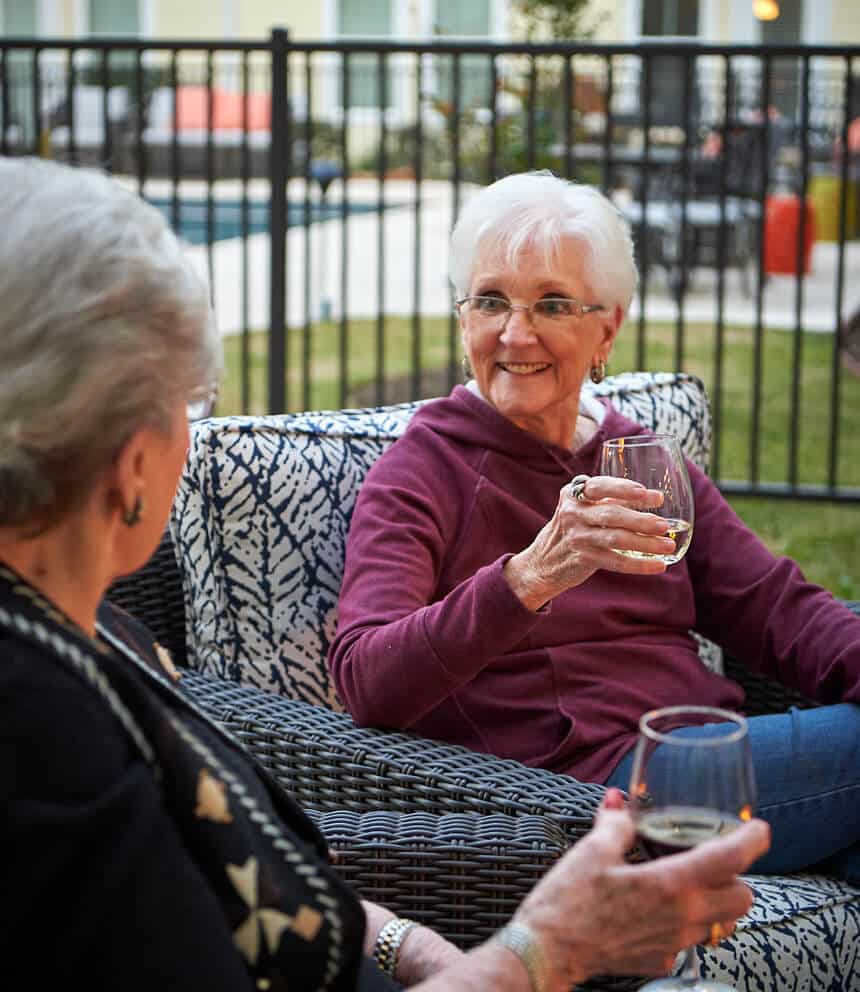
[[679, 946, 701, 984]]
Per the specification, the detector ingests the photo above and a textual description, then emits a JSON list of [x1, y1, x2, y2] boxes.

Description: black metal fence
[[1, 31, 859, 501]]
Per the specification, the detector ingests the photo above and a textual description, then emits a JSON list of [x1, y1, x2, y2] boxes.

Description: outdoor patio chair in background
[[623, 121, 789, 300], [139, 84, 277, 179]]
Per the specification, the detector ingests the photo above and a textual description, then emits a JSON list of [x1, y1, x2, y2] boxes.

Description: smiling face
[[460, 236, 622, 448]]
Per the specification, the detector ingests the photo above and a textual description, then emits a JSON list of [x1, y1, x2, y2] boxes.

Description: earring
[[122, 494, 145, 528], [461, 355, 473, 380], [590, 360, 606, 385]]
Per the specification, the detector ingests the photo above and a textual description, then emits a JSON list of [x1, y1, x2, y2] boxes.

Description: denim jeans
[[605, 703, 860, 885]]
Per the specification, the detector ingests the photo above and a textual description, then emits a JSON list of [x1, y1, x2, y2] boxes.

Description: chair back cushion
[[170, 371, 712, 708]]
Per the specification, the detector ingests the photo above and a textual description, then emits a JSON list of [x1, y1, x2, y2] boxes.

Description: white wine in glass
[[629, 705, 757, 992], [600, 434, 694, 565]]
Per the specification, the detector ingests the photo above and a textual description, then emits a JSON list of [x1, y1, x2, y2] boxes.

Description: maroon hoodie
[[329, 386, 860, 782]]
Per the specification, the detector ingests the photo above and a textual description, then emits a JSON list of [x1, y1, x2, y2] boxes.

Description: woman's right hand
[[504, 476, 676, 610], [513, 790, 770, 991]]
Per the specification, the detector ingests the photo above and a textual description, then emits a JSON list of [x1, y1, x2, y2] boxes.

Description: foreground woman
[[329, 170, 860, 884], [0, 158, 768, 991]]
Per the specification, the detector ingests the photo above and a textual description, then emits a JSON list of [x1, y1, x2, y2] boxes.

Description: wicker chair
[[105, 374, 860, 990]]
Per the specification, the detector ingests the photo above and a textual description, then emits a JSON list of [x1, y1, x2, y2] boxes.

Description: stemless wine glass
[[629, 705, 757, 992], [600, 434, 694, 565]]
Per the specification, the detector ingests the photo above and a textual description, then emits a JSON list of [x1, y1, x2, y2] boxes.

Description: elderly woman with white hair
[[0, 158, 771, 992], [329, 170, 860, 886]]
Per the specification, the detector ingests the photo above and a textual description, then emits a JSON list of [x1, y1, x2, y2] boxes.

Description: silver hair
[[449, 170, 638, 314], [0, 157, 221, 529]]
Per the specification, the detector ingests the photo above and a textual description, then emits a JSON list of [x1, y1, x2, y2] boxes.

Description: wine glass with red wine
[[628, 705, 757, 992]]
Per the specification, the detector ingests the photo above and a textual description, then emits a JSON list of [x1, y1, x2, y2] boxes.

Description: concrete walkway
[[135, 177, 860, 337]]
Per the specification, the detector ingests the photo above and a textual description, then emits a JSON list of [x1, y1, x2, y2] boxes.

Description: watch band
[[372, 916, 419, 977], [493, 921, 547, 992]]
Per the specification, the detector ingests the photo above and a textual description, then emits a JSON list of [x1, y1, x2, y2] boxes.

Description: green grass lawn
[[218, 317, 860, 598]]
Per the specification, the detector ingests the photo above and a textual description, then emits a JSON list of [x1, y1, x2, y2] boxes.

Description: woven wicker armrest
[[308, 809, 566, 942], [179, 669, 607, 843], [307, 808, 641, 991]]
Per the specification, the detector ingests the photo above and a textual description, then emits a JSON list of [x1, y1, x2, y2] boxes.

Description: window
[[89, 0, 139, 35], [433, 0, 493, 111], [638, 0, 700, 129], [337, 0, 392, 110], [641, 0, 699, 36], [1, 0, 37, 33]]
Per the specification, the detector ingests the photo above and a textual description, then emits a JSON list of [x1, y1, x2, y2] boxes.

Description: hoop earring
[[589, 360, 606, 385], [122, 494, 145, 528]]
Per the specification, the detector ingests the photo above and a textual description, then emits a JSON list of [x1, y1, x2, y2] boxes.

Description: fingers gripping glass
[[455, 295, 605, 331]]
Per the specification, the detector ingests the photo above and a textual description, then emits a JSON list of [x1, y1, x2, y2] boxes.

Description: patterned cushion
[[170, 371, 714, 708], [696, 872, 860, 990]]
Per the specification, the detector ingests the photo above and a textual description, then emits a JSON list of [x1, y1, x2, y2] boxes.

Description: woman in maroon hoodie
[[330, 170, 860, 886]]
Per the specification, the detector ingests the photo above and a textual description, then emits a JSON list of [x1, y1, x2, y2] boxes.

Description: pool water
[[146, 196, 389, 245]]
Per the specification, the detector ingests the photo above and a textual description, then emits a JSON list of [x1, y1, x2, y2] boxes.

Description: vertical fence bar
[[710, 54, 732, 483], [268, 27, 289, 414], [526, 54, 537, 172], [748, 54, 772, 489], [66, 47, 77, 166], [788, 54, 812, 489], [673, 51, 694, 370], [31, 46, 41, 156], [488, 52, 498, 183], [563, 54, 573, 180], [205, 50, 215, 298], [411, 52, 423, 400], [302, 54, 313, 412], [240, 50, 251, 414], [828, 55, 854, 491], [339, 50, 350, 408], [170, 51, 180, 231], [448, 51, 462, 391], [100, 48, 111, 170], [0, 47, 9, 156], [636, 53, 652, 372], [134, 47, 145, 191], [375, 51, 387, 406]]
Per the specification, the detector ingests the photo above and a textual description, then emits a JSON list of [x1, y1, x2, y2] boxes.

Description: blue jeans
[[605, 703, 860, 885]]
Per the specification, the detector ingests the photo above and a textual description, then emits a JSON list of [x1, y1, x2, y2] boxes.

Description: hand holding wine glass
[[600, 434, 694, 565], [629, 705, 758, 992]]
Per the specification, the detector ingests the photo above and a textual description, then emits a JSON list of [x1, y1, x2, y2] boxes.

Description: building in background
[[1, 0, 858, 44]]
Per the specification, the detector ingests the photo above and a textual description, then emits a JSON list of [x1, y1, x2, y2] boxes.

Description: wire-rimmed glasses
[[186, 385, 218, 423], [454, 295, 605, 332]]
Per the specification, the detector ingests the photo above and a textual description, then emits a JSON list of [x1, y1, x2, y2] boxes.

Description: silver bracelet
[[372, 916, 419, 977], [493, 921, 547, 992]]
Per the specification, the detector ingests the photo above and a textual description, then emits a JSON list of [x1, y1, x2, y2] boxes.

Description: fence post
[[268, 26, 290, 413]]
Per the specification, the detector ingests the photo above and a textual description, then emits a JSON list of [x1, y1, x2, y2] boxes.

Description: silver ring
[[570, 474, 591, 502]]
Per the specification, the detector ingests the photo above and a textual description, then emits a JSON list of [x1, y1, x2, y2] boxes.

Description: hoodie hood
[[411, 384, 651, 478]]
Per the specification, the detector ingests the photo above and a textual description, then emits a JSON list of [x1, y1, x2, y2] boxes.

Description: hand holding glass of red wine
[[628, 705, 757, 992]]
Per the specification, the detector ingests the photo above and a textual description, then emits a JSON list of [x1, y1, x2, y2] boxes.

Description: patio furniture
[[106, 371, 860, 991], [138, 85, 304, 179]]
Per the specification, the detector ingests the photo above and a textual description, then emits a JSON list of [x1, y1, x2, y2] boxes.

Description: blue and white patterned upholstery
[[695, 872, 860, 989], [170, 371, 714, 707]]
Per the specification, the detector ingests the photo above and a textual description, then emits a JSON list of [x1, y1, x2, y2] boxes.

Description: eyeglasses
[[454, 295, 605, 332], [186, 386, 218, 422]]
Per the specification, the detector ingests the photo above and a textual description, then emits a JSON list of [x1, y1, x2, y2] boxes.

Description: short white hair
[[0, 158, 220, 529], [449, 170, 638, 313]]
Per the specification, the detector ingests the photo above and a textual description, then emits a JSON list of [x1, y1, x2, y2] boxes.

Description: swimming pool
[[146, 196, 392, 245]]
